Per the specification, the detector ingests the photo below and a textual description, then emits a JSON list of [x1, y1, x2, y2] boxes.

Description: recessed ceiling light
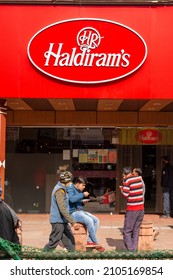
[[58, 102, 67, 105], [59, 107, 68, 110], [153, 103, 161, 106], [147, 107, 156, 111]]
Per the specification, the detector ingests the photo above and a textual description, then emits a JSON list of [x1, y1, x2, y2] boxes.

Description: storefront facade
[[1, 2, 173, 214]]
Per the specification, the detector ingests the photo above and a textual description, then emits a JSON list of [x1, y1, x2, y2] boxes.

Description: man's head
[[73, 176, 88, 192], [133, 167, 142, 176], [122, 166, 132, 179], [59, 171, 73, 185]]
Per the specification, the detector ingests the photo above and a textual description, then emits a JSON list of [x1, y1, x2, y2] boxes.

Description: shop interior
[[5, 126, 170, 214]]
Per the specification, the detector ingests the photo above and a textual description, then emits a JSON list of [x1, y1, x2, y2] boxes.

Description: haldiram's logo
[[77, 27, 103, 51], [27, 18, 147, 84], [136, 130, 162, 144], [44, 26, 130, 68]]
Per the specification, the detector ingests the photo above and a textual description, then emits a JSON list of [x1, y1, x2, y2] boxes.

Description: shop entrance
[[142, 145, 156, 213], [5, 127, 172, 214], [117, 144, 157, 214], [5, 127, 117, 214]]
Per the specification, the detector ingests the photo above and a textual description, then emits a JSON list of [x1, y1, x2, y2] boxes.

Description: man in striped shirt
[[119, 166, 145, 251]]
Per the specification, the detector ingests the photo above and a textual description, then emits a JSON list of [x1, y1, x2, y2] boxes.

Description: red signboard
[[27, 18, 147, 84], [0, 5, 173, 99], [136, 129, 162, 144]]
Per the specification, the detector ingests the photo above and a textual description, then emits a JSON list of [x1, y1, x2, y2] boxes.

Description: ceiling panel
[[140, 100, 173, 111], [5, 98, 173, 112], [48, 98, 75, 110], [7, 98, 33, 110], [160, 101, 173, 112], [23, 98, 54, 111], [97, 99, 123, 111], [73, 99, 98, 111], [118, 99, 149, 111]]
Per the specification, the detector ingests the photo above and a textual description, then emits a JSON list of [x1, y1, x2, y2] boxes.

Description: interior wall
[[5, 153, 70, 213]]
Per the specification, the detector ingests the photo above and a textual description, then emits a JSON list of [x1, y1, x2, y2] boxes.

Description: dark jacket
[[161, 162, 173, 191], [0, 198, 19, 243]]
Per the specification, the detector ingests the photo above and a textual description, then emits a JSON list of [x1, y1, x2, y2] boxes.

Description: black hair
[[73, 176, 88, 185], [122, 166, 132, 175], [134, 168, 142, 176]]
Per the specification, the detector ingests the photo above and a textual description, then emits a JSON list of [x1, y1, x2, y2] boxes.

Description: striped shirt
[[121, 175, 144, 211]]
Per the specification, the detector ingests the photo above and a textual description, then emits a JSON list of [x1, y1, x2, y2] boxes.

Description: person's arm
[[68, 186, 85, 203], [55, 189, 76, 225], [121, 180, 130, 198], [142, 178, 146, 195]]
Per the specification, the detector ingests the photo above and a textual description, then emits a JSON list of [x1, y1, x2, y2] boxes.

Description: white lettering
[[44, 43, 130, 68]]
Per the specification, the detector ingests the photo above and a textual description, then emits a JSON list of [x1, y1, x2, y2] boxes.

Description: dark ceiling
[[6, 98, 173, 112]]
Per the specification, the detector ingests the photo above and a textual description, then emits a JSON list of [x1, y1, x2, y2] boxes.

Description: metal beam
[[0, 0, 173, 7]]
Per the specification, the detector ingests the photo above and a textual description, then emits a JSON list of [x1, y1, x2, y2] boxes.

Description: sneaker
[[86, 242, 102, 249], [87, 242, 97, 246], [160, 214, 171, 218]]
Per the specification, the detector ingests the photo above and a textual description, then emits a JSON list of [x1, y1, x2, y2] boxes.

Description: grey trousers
[[44, 223, 75, 251], [123, 210, 144, 251], [163, 192, 170, 216]]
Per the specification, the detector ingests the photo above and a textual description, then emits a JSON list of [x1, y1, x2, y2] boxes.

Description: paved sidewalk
[[18, 213, 173, 251]]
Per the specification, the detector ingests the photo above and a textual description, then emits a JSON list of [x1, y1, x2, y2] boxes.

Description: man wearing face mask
[[44, 170, 79, 251], [67, 176, 105, 252]]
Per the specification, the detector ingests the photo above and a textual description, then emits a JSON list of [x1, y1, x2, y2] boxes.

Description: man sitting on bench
[[67, 176, 105, 252]]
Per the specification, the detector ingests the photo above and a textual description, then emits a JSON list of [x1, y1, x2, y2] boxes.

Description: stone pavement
[[18, 213, 173, 251]]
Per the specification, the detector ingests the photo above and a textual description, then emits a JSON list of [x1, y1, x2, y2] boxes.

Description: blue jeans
[[71, 210, 99, 244]]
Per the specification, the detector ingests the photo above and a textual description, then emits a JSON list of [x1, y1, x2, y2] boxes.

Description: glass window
[[5, 127, 117, 213]]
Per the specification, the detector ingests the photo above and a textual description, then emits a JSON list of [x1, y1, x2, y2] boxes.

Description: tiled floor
[[18, 213, 173, 251]]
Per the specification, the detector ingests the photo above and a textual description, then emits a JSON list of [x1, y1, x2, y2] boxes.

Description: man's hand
[[72, 223, 80, 230], [84, 191, 89, 197]]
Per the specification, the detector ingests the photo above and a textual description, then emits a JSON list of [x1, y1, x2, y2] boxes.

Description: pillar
[[0, 99, 7, 199]]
